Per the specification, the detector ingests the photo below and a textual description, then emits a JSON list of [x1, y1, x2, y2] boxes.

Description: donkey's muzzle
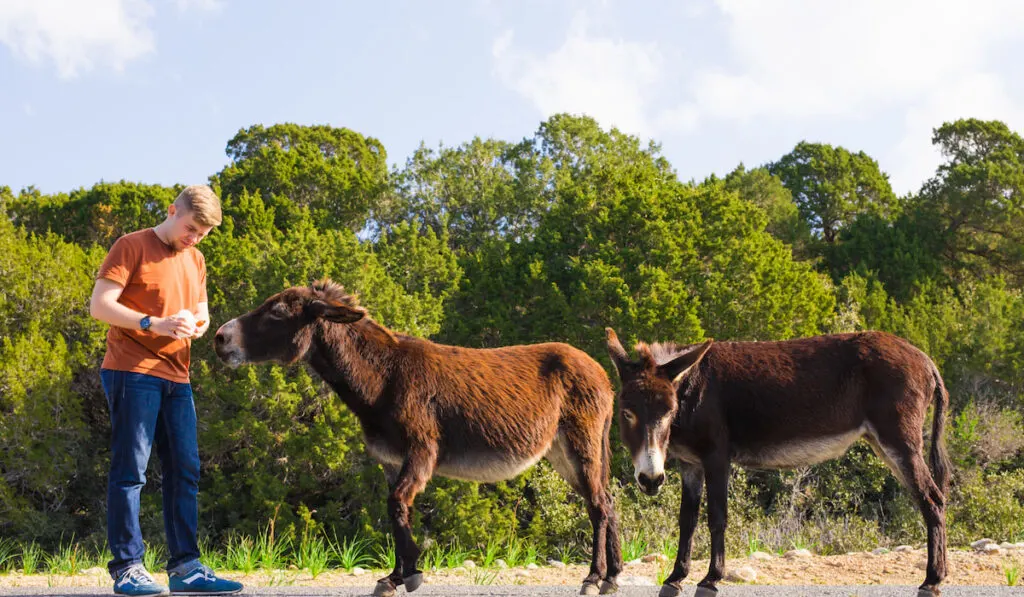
[[638, 471, 665, 495], [214, 319, 245, 367]]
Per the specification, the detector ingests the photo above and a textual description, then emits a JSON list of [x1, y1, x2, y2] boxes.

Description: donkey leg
[[887, 447, 948, 595], [602, 417, 624, 592], [546, 431, 613, 595], [659, 464, 704, 597], [602, 487, 623, 590], [696, 460, 728, 595], [383, 445, 437, 594], [375, 464, 405, 597]]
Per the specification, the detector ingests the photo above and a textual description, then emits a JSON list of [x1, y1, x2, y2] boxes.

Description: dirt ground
[[3, 548, 1021, 590]]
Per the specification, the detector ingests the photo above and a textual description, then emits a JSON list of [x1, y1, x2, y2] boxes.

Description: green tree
[[769, 142, 899, 243], [215, 123, 389, 232], [917, 118, 1024, 285]]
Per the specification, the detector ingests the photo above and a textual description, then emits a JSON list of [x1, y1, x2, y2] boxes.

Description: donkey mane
[[310, 278, 398, 346], [311, 278, 361, 309]]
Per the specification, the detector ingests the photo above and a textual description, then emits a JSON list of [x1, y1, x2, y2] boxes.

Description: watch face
[[141, 316, 151, 330]]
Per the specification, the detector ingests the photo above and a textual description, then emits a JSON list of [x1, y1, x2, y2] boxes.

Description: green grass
[[1005, 559, 1020, 587], [224, 535, 257, 573], [45, 539, 83, 575], [0, 538, 17, 573], [622, 534, 649, 561], [373, 535, 396, 571], [254, 522, 291, 571], [142, 541, 166, 573], [20, 542, 42, 575], [295, 532, 330, 578], [329, 532, 374, 572]]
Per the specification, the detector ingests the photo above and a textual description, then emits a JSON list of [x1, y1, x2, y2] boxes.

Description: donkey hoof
[[581, 581, 601, 595], [599, 580, 619, 594], [403, 572, 424, 592], [658, 583, 682, 597], [694, 586, 718, 597], [373, 579, 397, 597]]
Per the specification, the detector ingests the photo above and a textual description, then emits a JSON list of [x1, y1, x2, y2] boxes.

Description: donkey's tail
[[930, 365, 951, 496]]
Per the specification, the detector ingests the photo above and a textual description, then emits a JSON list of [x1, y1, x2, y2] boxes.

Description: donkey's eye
[[622, 410, 637, 425], [266, 305, 288, 320]]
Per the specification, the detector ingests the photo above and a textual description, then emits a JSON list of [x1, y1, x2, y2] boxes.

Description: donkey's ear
[[660, 339, 713, 387], [605, 327, 631, 376], [306, 300, 365, 324]]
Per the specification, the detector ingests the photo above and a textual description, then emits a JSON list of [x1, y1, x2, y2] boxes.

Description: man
[[90, 185, 242, 597]]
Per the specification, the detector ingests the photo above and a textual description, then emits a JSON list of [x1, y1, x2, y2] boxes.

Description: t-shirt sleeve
[[197, 251, 208, 303], [96, 236, 136, 286]]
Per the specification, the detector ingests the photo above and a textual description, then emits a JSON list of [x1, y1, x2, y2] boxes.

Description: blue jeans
[[100, 369, 201, 578]]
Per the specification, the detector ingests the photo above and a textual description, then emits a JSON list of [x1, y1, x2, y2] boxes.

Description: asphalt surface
[[0, 587, 1020, 597]]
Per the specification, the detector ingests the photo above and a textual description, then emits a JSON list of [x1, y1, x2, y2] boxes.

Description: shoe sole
[[169, 590, 243, 596]]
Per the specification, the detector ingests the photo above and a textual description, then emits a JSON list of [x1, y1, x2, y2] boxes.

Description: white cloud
[[0, 0, 223, 78], [892, 73, 1024, 194], [491, 11, 665, 138], [681, 0, 1024, 193], [174, 0, 223, 13], [0, 0, 155, 78], [687, 0, 1024, 121]]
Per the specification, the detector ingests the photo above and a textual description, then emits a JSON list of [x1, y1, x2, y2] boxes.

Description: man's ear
[[306, 300, 366, 324], [659, 339, 713, 387]]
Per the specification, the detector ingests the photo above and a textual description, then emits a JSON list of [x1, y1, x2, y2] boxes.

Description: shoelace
[[121, 565, 156, 586]]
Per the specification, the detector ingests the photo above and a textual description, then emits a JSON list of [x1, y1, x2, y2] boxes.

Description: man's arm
[[90, 278, 192, 338]]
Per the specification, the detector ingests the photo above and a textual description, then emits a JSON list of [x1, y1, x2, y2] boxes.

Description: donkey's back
[[680, 331, 943, 469]]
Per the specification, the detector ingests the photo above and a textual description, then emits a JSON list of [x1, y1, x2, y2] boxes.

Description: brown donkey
[[605, 328, 950, 597], [213, 280, 623, 596]]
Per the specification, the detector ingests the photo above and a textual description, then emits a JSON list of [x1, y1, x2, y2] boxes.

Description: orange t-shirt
[[96, 228, 208, 383]]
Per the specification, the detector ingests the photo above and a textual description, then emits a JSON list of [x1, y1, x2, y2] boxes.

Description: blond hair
[[174, 185, 222, 226]]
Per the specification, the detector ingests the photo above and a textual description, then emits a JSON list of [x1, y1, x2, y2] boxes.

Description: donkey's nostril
[[215, 332, 225, 345], [638, 472, 665, 494]]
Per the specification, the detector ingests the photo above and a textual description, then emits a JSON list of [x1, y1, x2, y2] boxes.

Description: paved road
[[1, 587, 1020, 597]]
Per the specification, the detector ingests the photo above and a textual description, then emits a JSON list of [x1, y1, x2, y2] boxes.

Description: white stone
[[617, 575, 656, 586], [725, 566, 758, 582], [462, 559, 475, 569], [784, 549, 812, 559], [750, 551, 773, 560], [351, 566, 366, 576], [971, 538, 996, 551], [547, 559, 566, 569], [496, 559, 508, 569], [894, 545, 914, 553]]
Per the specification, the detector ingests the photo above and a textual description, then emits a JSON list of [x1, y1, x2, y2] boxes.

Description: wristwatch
[[140, 315, 152, 331]]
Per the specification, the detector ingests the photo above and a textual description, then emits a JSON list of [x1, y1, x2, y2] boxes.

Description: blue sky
[[2, 0, 1023, 197]]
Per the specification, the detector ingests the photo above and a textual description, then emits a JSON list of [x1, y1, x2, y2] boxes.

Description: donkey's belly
[[436, 450, 546, 483], [364, 436, 547, 483], [732, 426, 865, 469]]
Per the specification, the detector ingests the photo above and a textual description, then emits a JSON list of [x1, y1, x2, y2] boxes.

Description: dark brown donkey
[[605, 328, 950, 597], [213, 280, 623, 596]]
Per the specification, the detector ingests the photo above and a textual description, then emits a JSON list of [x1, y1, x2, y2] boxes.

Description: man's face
[[166, 205, 214, 251]]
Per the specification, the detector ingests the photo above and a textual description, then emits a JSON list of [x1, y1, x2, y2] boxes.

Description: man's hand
[[192, 318, 210, 339], [150, 315, 195, 339]]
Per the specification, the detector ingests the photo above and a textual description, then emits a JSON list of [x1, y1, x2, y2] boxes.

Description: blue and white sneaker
[[168, 563, 243, 595], [114, 564, 170, 596]]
